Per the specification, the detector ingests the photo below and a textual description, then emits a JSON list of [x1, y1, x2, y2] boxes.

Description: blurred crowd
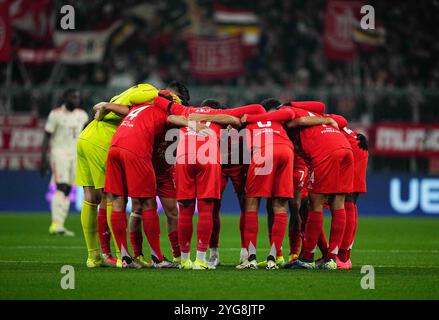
[[3, 0, 439, 122]]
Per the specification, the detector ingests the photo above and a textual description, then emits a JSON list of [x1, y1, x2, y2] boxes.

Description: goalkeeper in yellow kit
[[76, 83, 159, 268]]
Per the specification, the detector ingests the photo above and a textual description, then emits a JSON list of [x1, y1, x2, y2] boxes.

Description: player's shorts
[[221, 164, 246, 195], [104, 146, 156, 198], [175, 153, 222, 200], [293, 161, 308, 191], [51, 149, 76, 185], [307, 148, 354, 194], [246, 144, 294, 198], [75, 138, 109, 189], [155, 165, 176, 198], [352, 150, 368, 193]]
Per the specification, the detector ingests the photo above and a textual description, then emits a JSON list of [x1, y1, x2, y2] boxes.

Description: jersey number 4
[[126, 106, 150, 121]]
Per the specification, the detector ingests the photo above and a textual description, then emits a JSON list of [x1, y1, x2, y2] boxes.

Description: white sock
[[248, 242, 257, 259], [181, 251, 190, 263], [240, 248, 248, 259], [60, 194, 71, 227], [51, 191, 66, 229], [196, 250, 206, 263], [210, 248, 219, 258], [268, 243, 276, 258]]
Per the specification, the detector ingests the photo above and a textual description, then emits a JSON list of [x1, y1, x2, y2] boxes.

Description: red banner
[[0, 0, 11, 62], [187, 34, 243, 80], [372, 123, 439, 157], [323, 0, 362, 61], [0, 114, 44, 170]]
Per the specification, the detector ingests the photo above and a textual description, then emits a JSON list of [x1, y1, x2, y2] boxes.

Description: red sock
[[110, 211, 130, 256], [318, 226, 328, 258], [327, 208, 346, 260], [129, 229, 143, 257], [168, 231, 180, 258], [271, 212, 287, 257], [197, 199, 214, 252], [289, 226, 302, 256], [244, 211, 258, 256], [97, 207, 111, 255], [239, 210, 246, 248], [142, 208, 163, 261], [301, 210, 323, 260], [347, 203, 359, 260], [178, 202, 195, 253], [209, 200, 221, 248], [339, 202, 356, 262]]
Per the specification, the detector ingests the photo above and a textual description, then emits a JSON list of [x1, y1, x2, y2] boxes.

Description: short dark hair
[[260, 98, 281, 111], [166, 81, 190, 105], [200, 98, 222, 109], [63, 88, 79, 101]]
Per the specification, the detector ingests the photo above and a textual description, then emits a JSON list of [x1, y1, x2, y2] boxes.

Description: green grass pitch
[[0, 213, 438, 300]]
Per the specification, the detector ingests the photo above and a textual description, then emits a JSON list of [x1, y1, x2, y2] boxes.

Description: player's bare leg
[[49, 183, 74, 236], [160, 196, 180, 263], [80, 187, 102, 267], [237, 197, 260, 269], [337, 192, 359, 269]]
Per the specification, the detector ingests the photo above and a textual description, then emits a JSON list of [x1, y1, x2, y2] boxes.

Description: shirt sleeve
[[327, 114, 348, 129], [153, 96, 188, 115], [129, 89, 159, 105], [291, 101, 325, 114], [291, 107, 310, 118], [246, 108, 295, 123], [44, 111, 57, 133], [222, 104, 265, 117]]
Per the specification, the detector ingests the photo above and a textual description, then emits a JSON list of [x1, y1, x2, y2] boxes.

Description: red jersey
[[244, 108, 294, 151], [342, 126, 368, 159], [111, 103, 168, 159], [289, 107, 351, 165], [154, 96, 264, 157]]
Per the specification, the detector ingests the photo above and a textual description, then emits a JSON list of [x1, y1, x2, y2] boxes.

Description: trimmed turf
[[0, 213, 438, 300]]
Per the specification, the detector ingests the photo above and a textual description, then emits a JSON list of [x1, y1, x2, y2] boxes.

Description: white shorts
[[51, 150, 76, 185]]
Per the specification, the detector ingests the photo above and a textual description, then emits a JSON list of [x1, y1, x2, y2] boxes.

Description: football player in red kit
[[153, 94, 265, 270], [263, 101, 327, 267], [192, 99, 248, 268], [104, 99, 180, 268], [283, 104, 354, 270], [237, 99, 296, 269]]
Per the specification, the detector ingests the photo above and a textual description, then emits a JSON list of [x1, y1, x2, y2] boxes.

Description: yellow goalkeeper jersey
[[78, 84, 158, 150]]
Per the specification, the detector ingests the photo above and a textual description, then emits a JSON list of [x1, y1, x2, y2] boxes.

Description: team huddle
[[64, 81, 368, 271]]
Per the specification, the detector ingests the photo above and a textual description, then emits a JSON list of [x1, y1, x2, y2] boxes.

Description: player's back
[[290, 107, 351, 163], [245, 120, 292, 151], [78, 84, 158, 150], [46, 106, 89, 155], [111, 103, 168, 159]]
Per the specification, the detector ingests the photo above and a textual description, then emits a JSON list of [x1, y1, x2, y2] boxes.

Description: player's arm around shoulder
[[93, 102, 130, 121], [286, 109, 338, 129], [187, 113, 242, 127]]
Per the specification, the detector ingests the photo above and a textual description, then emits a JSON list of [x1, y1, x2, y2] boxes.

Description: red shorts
[[104, 146, 156, 198], [352, 151, 368, 193], [221, 164, 246, 195], [293, 161, 308, 191], [175, 154, 222, 200], [307, 148, 354, 194], [246, 144, 294, 198], [155, 166, 176, 198]]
